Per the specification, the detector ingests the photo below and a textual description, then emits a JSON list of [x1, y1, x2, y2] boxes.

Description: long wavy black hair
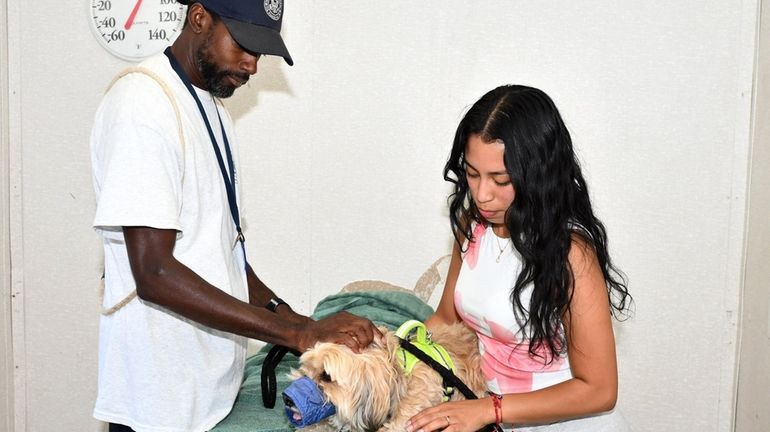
[[445, 85, 631, 363]]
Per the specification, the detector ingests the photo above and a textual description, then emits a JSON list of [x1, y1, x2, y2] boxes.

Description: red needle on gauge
[[124, 0, 143, 30]]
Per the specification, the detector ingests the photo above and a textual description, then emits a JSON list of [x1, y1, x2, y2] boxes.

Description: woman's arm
[[497, 237, 619, 423], [424, 242, 464, 329]]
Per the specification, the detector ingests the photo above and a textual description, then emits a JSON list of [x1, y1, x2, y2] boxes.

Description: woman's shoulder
[[568, 233, 599, 267]]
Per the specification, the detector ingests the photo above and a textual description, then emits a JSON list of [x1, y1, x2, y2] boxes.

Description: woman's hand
[[406, 398, 495, 432]]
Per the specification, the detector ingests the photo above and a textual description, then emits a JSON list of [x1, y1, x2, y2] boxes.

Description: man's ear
[[186, 3, 212, 35]]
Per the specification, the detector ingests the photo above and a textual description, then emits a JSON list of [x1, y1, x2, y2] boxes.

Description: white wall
[[1, 0, 15, 429], [3, 1, 765, 431], [736, 1, 770, 430]]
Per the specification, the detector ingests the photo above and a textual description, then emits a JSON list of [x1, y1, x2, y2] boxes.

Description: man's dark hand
[[297, 311, 383, 353]]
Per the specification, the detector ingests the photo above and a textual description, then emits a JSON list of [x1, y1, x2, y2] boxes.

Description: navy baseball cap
[[179, 0, 293, 65]]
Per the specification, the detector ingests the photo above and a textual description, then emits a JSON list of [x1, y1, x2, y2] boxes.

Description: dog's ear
[[382, 330, 405, 366], [373, 329, 410, 424], [353, 343, 406, 431], [369, 328, 406, 369]]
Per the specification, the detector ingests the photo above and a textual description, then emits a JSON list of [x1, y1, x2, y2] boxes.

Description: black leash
[[261, 344, 293, 409], [398, 338, 504, 432]]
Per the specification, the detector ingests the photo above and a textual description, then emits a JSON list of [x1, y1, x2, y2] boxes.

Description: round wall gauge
[[89, 0, 187, 62]]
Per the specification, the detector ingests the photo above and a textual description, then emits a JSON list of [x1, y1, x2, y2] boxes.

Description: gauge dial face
[[90, 0, 187, 62]]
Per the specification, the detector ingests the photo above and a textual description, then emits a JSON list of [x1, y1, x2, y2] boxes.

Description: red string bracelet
[[490, 393, 503, 425]]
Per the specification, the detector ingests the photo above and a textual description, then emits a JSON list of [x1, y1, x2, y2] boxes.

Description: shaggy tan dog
[[291, 323, 486, 432]]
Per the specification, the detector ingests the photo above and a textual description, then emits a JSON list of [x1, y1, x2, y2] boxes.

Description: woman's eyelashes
[[466, 169, 511, 187]]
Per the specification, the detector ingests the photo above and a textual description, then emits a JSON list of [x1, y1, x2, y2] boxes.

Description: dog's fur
[[291, 323, 486, 432]]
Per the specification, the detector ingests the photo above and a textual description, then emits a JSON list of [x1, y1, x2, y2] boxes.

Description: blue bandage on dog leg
[[282, 376, 336, 427]]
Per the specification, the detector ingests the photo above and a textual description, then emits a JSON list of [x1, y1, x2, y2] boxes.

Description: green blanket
[[211, 290, 433, 432]]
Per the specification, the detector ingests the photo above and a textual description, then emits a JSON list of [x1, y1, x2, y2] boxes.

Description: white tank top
[[454, 223, 572, 394], [454, 223, 630, 431]]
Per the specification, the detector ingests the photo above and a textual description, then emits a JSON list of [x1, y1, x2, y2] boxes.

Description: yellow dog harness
[[395, 320, 456, 401]]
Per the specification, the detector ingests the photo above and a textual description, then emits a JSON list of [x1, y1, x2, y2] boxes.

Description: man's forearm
[[134, 257, 306, 349], [123, 227, 377, 353], [246, 263, 312, 323], [123, 227, 304, 349], [246, 263, 279, 306]]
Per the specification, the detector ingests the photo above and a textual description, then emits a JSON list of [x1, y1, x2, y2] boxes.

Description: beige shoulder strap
[[106, 66, 187, 164], [99, 67, 186, 316]]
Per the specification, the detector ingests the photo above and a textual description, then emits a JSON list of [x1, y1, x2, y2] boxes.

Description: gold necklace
[[494, 232, 509, 263]]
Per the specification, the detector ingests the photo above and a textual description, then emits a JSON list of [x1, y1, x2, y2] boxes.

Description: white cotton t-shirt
[[91, 53, 249, 432]]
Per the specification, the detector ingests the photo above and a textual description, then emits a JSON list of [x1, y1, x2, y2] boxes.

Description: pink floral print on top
[[463, 222, 488, 270], [456, 290, 566, 393], [455, 223, 572, 394]]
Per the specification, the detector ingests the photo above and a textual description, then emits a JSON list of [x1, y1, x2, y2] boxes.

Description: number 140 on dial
[[90, 0, 186, 62]]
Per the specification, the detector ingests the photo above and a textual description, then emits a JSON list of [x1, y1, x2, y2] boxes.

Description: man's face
[[196, 20, 260, 98]]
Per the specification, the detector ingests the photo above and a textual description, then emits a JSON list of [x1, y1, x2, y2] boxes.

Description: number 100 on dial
[[90, 0, 187, 62]]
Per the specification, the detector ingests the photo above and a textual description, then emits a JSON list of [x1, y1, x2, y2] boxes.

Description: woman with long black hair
[[407, 85, 632, 432]]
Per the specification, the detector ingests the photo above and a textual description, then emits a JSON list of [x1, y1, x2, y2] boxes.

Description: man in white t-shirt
[[90, 1, 381, 431]]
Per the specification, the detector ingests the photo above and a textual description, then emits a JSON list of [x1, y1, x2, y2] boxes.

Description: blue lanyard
[[163, 48, 247, 263]]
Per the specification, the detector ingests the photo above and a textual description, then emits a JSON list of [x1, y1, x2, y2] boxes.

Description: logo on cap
[[264, 0, 282, 21]]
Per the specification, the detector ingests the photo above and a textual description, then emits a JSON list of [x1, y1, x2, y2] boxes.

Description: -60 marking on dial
[[90, 0, 186, 62]]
